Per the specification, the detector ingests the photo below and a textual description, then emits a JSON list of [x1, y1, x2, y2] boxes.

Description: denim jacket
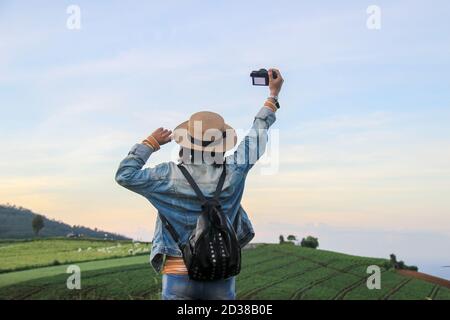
[[115, 107, 276, 272]]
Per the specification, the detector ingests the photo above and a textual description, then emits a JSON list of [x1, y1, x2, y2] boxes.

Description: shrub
[[52, 260, 61, 266], [300, 236, 319, 249], [389, 254, 418, 271], [407, 265, 419, 272]]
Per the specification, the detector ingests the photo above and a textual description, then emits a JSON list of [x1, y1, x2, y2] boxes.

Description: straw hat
[[173, 111, 237, 152]]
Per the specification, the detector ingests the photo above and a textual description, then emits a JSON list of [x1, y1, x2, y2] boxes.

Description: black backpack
[[158, 163, 241, 281]]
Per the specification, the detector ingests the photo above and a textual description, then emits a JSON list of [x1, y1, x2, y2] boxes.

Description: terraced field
[[0, 240, 448, 300], [0, 239, 148, 272]]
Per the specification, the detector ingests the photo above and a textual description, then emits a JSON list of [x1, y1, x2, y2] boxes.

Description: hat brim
[[173, 120, 237, 152]]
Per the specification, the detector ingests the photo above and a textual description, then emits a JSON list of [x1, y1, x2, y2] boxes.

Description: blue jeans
[[162, 274, 236, 300]]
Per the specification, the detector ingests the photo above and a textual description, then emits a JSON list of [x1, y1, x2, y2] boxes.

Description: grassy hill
[[0, 238, 148, 273], [0, 205, 129, 240], [0, 239, 449, 300]]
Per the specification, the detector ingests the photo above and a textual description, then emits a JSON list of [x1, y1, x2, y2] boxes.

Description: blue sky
[[1, 1, 450, 277]]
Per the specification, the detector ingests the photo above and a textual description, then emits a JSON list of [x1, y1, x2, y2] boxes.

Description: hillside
[[0, 205, 129, 240], [0, 238, 148, 273], [0, 240, 449, 300]]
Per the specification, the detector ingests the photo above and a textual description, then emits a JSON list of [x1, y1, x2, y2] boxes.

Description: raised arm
[[115, 128, 172, 196], [226, 69, 284, 173]]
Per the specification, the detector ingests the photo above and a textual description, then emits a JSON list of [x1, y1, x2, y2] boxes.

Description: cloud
[[295, 112, 392, 132], [0, 47, 218, 85], [42, 49, 212, 80]]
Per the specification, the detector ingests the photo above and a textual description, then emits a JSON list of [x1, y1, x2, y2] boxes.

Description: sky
[[1, 1, 449, 277]]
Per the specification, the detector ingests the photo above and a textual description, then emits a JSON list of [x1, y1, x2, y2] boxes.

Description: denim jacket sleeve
[[115, 143, 171, 197], [226, 107, 277, 174]]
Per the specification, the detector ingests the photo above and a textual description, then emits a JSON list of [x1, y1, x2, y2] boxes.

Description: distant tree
[[279, 235, 285, 244], [300, 236, 319, 249], [389, 254, 418, 271], [32, 215, 45, 236], [390, 254, 399, 269], [287, 235, 297, 242]]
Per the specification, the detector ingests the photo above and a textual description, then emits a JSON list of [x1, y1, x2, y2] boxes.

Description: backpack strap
[[177, 163, 227, 201], [158, 213, 180, 245], [233, 209, 241, 232], [161, 163, 230, 248], [213, 164, 226, 201], [177, 164, 208, 202]]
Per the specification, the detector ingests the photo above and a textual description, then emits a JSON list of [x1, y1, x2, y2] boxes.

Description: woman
[[115, 68, 283, 300]]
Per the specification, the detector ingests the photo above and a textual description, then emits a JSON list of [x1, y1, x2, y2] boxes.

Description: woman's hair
[[179, 147, 225, 167]]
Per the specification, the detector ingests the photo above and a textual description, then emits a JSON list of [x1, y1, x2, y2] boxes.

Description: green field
[[0, 239, 149, 272], [0, 239, 448, 300]]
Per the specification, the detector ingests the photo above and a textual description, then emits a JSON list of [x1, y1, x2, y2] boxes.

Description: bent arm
[[115, 143, 170, 196], [226, 106, 277, 173]]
